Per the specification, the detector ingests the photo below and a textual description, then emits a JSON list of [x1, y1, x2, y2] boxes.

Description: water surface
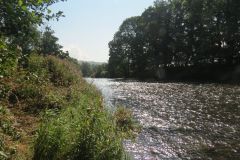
[[86, 78, 240, 160]]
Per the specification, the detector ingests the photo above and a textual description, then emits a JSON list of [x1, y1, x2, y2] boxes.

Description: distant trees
[[80, 62, 108, 78], [108, 0, 240, 80]]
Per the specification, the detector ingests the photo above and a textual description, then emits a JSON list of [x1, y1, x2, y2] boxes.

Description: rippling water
[[86, 78, 240, 160]]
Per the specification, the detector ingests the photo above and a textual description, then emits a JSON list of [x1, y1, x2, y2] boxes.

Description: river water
[[86, 78, 240, 160]]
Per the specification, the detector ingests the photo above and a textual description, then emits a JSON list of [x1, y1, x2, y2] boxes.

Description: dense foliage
[[0, 0, 69, 77], [108, 0, 240, 80], [0, 0, 65, 47], [38, 26, 69, 58]]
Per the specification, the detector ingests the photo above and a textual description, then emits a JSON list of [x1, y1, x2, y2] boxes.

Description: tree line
[[80, 62, 108, 78], [108, 0, 240, 81]]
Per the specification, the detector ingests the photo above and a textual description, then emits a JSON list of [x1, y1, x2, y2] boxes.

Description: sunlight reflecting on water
[[86, 78, 240, 159]]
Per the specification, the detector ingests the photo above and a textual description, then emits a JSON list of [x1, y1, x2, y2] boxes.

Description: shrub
[[27, 54, 48, 77], [47, 56, 78, 87], [16, 83, 42, 100], [42, 90, 66, 109], [4, 54, 83, 112]]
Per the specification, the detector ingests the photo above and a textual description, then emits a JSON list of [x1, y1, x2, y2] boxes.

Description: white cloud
[[62, 44, 89, 61]]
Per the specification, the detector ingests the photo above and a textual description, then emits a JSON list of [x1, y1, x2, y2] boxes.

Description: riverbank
[[90, 64, 240, 84], [0, 54, 130, 159], [157, 65, 240, 83]]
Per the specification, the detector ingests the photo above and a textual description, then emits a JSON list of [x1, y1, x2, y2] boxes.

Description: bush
[[47, 56, 78, 87], [27, 54, 48, 77], [42, 90, 66, 109], [4, 54, 83, 112]]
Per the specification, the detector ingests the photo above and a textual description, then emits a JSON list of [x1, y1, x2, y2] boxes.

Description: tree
[[0, 0, 65, 37], [39, 26, 63, 56], [0, 0, 66, 50], [109, 17, 146, 78], [0, 0, 68, 72], [108, 0, 240, 80], [80, 62, 93, 77]]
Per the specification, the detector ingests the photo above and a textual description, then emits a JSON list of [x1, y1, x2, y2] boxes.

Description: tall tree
[[40, 26, 63, 56], [0, 0, 66, 49], [108, 0, 240, 79]]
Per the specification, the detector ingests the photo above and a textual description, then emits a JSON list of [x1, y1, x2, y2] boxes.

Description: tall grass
[[29, 55, 130, 160], [33, 88, 128, 160]]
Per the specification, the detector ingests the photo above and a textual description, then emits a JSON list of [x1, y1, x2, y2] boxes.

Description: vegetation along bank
[[0, 0, 136, 159]]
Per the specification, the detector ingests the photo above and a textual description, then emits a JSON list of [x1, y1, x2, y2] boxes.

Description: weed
[[114, 106, 141, 139]]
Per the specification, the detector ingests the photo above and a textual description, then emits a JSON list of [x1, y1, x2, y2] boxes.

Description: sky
[[48, 0, 155, 62]]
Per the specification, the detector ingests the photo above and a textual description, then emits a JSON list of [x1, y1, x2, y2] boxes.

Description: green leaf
[[38, 0, 43, 4], [21, 5, 27, 11], [47, 9, 52, 14], [18, 0, 23, 6]]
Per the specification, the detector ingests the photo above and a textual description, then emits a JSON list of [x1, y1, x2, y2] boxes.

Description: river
[[86, 78, 240, 160]]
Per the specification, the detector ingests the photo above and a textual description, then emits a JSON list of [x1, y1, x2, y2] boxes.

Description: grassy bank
[[0, 54, 132, 159]]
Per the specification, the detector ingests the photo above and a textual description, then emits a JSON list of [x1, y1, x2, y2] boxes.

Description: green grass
[[25, 55, 131, 159], [0, 53, 134, 159], [33, 90, 129, 160]]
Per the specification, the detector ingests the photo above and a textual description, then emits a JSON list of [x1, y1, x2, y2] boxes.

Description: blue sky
[[48, 0, 155, 62]]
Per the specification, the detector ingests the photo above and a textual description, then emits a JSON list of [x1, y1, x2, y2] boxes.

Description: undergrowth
[[1, 53, 134, 159], [0, 105, 20, 159]]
